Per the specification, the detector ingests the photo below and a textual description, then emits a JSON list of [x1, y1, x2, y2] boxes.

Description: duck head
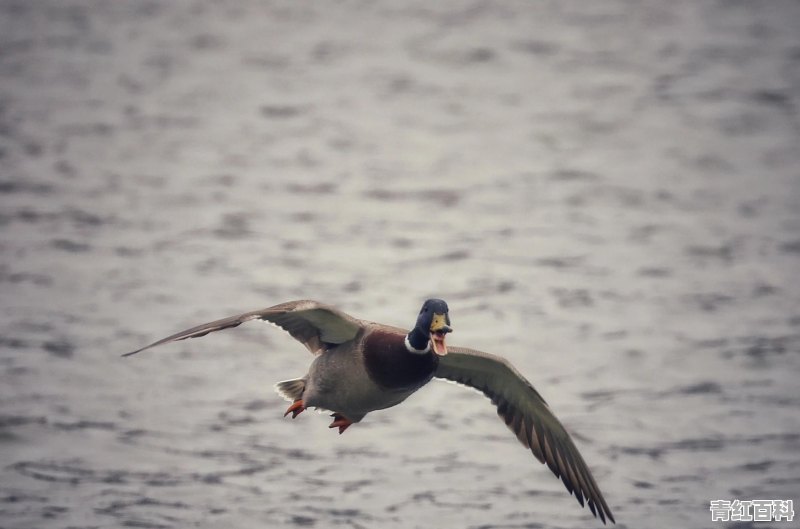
[[404, 298, 452, 356]]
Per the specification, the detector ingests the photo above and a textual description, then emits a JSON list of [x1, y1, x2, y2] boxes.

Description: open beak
[[429, 313, 452, 356]]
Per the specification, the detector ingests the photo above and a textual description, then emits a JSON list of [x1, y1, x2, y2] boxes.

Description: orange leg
[[328, 413, 353, 434], [284, 399, 306, 419]]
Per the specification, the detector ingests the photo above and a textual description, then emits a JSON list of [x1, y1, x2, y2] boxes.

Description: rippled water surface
[[1, 2, 799, 528]]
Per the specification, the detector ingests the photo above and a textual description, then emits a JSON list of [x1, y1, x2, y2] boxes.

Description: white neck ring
[[404, 334, 431, 355]]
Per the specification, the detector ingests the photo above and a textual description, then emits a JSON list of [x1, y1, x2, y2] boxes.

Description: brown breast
[[362, 329, 439, 392]]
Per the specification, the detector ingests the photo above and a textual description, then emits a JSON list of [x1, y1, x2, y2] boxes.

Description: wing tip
[[587, 498, 615, 525], [122, 346, 147, 357]]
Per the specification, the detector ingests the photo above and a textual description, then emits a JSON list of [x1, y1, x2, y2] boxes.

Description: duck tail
[[274, 378, 306, 402]]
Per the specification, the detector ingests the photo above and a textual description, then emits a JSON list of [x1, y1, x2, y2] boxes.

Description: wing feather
[[123, 300, 362, 357], [435, 346, 615, 524]]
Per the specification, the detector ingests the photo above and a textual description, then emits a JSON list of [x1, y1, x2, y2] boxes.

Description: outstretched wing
[[123, 300, 362, 357], [435, 346, 615, 524]]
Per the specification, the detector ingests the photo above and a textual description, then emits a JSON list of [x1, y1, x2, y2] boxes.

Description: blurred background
[[1, 1, 799, 528]]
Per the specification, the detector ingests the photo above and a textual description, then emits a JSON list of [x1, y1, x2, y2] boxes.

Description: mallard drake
[[124, 299, 615, 524]]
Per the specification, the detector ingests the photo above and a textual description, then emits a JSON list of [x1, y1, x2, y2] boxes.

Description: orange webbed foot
[[328, 413, 353, 434], [284, 399, 306, 419]]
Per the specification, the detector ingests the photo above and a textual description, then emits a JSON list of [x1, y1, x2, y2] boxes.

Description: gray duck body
[[303, 326, 439, 422]]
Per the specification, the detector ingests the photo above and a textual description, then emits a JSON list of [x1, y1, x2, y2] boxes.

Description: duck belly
[[302, 347, 416, 422]]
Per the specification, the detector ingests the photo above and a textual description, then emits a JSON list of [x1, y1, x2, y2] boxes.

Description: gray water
[[1, 1, 799, 528]]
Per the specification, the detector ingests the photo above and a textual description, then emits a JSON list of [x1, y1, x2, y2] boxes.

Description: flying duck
[[124, 299, 615, 524]]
